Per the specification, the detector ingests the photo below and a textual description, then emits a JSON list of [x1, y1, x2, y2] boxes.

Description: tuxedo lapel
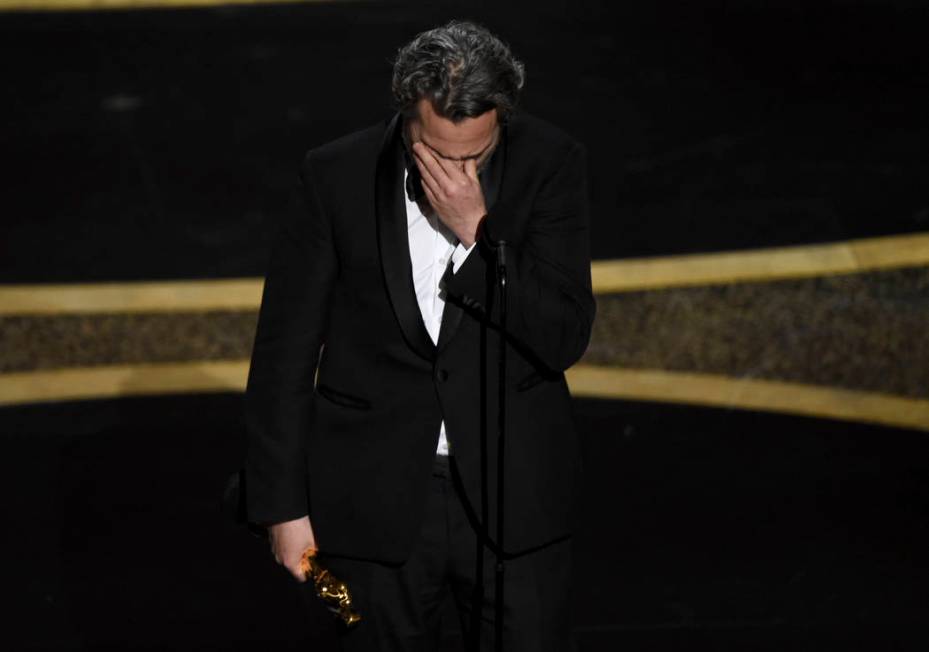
[[436, 120, 508, 352], [376, 112, 437, 362]]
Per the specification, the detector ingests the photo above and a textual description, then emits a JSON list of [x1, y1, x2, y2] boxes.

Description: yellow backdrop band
[[0, 0, 331, 12], [0, 278, 264, 315], [2, 361, 927, 431], [2, 231, 928, 315], [590, 231, 929, 293], [566, 365, 929, 433], [0, 360, 250, 405]]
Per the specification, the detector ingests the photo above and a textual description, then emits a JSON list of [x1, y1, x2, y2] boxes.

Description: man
[[244, 19, 595, 651]]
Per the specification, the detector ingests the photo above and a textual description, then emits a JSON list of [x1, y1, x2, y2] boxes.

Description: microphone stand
[[493, 240, 507, 652], [468, 234, 508, 652]]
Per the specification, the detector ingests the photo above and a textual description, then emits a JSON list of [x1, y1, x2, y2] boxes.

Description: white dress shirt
[[404, 167, 475, 456]]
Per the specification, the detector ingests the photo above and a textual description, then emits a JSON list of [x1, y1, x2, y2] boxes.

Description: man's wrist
[[452, 239, 477, 273], [457, 211, 486, 248]]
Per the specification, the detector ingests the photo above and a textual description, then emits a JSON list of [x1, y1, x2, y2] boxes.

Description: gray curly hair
[[391, 20, 526, 123]]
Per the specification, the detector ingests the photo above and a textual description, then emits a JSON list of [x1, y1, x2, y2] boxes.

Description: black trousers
[[308, 454, 574, 652]]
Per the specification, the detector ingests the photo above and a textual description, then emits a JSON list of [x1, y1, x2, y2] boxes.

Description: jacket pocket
[[315, 384, 372, 410], [515, 370, 547, 392]]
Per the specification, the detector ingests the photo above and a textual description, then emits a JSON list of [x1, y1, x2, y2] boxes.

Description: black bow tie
[[405, 164, 426, 203]]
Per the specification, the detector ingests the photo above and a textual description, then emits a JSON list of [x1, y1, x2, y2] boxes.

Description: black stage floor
[[5, 394, 929, 650], [3, 1, 929, 649]]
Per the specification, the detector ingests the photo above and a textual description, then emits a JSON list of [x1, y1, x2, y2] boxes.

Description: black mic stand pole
[[493, 240, 507, 652]]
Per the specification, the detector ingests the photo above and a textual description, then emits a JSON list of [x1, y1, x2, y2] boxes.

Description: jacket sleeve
[[243, 151, 338, 527], [443, 141, 596, 372]]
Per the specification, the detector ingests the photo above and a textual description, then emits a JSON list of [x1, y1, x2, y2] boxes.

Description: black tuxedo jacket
[[244, 110, 595, 564]]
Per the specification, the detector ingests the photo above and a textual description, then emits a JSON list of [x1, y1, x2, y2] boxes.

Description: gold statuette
[[299, 547, 361, 627]]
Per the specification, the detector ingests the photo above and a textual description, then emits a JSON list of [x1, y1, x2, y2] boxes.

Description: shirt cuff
[[451, 241, 476, 274]]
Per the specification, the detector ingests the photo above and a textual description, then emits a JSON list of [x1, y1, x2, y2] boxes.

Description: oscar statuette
[[299, 547, 361, 627]]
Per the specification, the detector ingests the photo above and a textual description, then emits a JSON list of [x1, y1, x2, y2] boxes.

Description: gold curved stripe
[[1, 231, 927, 315], [566, 365, 929, 433], [0, 360, 249, 405], [0, 278, 263, 315], [590, 231, 929, 292], [0, 0, 330, 11], [1, 361, 926, 432]]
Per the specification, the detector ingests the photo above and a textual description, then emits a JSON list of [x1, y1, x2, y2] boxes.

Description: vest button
[[436, 369, 449, 382]]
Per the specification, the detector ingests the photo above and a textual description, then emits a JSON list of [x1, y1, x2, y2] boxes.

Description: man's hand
[[268, 515, 316, 582], [412, 141, 486, 248]]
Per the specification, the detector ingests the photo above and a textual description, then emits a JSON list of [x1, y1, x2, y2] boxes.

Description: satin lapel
[[376, 112, 437, 362], [437, 121, 508, 352]]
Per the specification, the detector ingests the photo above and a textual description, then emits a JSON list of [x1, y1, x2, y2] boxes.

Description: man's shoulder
[[301, 117, 389, 173], [507, 111, 585, 158]]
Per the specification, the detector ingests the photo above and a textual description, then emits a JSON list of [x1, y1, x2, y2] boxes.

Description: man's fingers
[[276, 553, 308, 583], [414, 152, 443, 198], [415, 150, 476, 205], [412, 149, 434, 181], [464, 157, 479, 182], [266, 515, 315, 584], [289, 564, 308, 583], [429, 147, 464, 181], [421, 178, 441, 210], [414, 142, 458, 189], [413, 146, 443, 188]]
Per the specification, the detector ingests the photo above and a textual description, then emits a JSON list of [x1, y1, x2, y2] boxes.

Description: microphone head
[[495, 240, 507, 267]]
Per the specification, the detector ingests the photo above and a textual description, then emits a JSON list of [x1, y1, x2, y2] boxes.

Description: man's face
[[405, 98, 500, 174]]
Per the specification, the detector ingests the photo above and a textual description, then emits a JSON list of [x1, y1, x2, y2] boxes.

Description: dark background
[[2, 1, 928, 650], [3, 0, 928, 282]]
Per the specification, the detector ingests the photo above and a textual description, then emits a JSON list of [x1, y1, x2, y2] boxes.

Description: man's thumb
[[465, 157, 479, 181]]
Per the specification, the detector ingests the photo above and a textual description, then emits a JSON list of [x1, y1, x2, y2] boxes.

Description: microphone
[[495, 240, 507, 282], [494, 240, 507, 265], [478, 214, 507, 277]]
